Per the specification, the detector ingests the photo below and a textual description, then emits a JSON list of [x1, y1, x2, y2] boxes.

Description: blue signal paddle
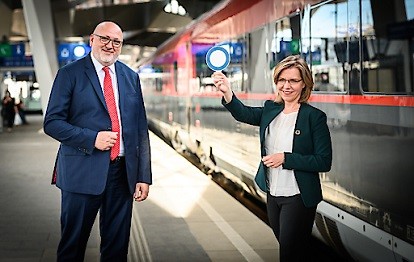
[[206, 45, 230, 71]]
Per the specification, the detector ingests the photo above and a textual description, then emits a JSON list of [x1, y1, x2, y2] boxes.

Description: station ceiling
[[0, 0, 221, 65]]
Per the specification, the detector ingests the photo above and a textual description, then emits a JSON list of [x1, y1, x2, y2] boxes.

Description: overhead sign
[[0, 43, 25, 58], [0, 43, 30, 67], [0, 43, 12, 57], [12, 43, 25, 57], [280, 39, 300, 55], [58, 43, 91, 65]]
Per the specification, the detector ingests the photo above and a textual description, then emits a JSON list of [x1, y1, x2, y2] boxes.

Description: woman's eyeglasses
[[93, 34, 123, 48], [276, 78, 302, 86]]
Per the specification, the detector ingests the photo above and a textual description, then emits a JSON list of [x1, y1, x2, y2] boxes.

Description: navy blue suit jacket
[[44, 54, 152, 195]]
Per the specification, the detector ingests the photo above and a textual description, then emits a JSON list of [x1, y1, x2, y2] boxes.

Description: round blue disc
[[206, 46, 230, 71]]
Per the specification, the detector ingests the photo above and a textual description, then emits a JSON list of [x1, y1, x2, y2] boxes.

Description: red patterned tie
[[103, 66, 120, 160]]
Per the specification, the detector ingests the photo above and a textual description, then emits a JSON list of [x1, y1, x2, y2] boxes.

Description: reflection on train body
[[138, 0, 414, 261]]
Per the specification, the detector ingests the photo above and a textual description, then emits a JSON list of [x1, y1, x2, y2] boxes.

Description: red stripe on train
[[177, 92, 414, 107]]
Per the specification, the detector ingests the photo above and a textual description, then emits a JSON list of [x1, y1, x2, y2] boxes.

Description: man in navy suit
[[44, 21, 152, 261]]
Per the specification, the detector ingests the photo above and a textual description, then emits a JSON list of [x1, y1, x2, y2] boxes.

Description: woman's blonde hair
[[272, 55, 314, 103]]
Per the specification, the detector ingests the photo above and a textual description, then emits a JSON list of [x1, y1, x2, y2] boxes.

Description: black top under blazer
[[223, 94, 332, 207]]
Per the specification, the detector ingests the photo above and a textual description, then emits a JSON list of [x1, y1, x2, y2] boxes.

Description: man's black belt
[[110, 156, 125, 163]]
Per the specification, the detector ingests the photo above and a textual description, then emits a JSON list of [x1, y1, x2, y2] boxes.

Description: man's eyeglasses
[[93, 34, 123, 48], [277, 78, 302, 86]]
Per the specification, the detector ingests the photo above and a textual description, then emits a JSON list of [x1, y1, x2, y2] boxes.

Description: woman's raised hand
[[212, 72, 232, 103]]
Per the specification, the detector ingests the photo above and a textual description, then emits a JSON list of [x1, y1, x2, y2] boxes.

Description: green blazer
[[223, 94, 332, 207]]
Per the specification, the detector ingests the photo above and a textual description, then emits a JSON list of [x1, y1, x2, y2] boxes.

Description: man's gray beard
[[100, 53, 118, 65]]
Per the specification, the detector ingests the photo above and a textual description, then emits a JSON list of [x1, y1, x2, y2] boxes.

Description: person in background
[[212, 55, 332, 262], [2, 90, 16, 132], [43, 21, 152, 261], [16, 100, 28, 125]]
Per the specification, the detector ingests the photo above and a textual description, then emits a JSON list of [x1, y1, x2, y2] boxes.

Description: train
[[136, 0, 414, 261]]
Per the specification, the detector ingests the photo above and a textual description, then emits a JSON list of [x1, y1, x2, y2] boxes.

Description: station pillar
[[22, 0, 58, 115]]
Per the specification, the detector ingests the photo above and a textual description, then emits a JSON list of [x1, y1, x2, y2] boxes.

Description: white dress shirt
[[91, 55, 124, 156]]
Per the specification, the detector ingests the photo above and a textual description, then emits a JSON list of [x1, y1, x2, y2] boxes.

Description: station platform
[[0, 115, 278, 261]]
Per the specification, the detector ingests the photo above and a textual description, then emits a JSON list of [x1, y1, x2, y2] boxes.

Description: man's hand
[[95, 131, 118, 151], [134, 183, 149, 202]]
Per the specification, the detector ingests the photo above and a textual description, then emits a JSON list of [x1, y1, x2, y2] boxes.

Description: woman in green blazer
[[212, 55, 332, 261]]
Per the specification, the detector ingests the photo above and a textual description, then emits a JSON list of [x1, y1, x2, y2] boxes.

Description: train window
[[405, 0, 414, 20], [268, 17, 302, 93], [270, 17, 298, 66], [191, 36, 248, 93], [222, 38, 248, 93], [193, 42, 214, 93], [315, 0, 414, 95], [360, 0, 414, 94], [265, 17, 300, 92], [270, 5, 348, 93], [302, 0, 414, 95], [193, 37, 248, 94], [302, 2, 348, 93], [138, 66, 162, 93]]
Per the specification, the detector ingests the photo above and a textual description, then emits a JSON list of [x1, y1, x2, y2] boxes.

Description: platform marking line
[[198, 199, 265, 262], [129, 207, 153, 262]]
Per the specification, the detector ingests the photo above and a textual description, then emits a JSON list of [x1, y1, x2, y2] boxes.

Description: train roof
[[138, 0, 322, 67]]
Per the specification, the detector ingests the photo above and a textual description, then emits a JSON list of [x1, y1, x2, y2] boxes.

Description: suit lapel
[[115, 62, 126, 118], [294, 103, 307, 136], [84, 55, 107, 110]]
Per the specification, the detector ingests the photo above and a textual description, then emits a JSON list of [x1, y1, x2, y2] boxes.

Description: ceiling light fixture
[[164, 0, 186, 16]]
